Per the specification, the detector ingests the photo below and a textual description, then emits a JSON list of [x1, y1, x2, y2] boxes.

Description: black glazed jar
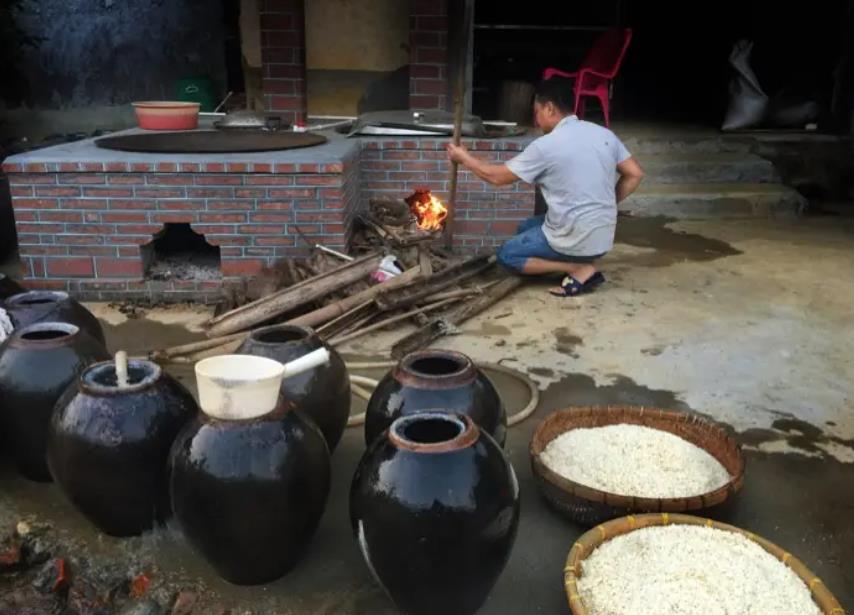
[[47, 359, 199, 536], [237, 324, 350, 451], [169, 354, 331, 585], [3, 291, 106, 345], [0, 323, 109, 481], [350, 412, 520, 615], [364, 349, 506, 447]]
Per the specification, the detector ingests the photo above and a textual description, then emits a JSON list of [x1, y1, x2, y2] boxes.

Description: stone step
[[620, 135, 754, 155], [620, 183, 807, 218], [640, 153, 779, 184]]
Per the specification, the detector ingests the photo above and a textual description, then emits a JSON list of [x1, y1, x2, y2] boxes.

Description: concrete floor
[[1, 215, 853, 613]]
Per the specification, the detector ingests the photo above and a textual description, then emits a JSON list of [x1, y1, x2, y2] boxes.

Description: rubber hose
[[345, 362, 539, 428], [347, 375, 380, 427]]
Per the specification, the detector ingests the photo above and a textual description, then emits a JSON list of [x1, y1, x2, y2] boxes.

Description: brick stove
[[2, 131, 535, 302]]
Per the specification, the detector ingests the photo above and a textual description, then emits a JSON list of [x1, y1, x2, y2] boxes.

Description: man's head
[[533, 78, 574, 133]]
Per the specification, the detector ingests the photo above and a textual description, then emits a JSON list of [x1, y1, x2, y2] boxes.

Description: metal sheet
[[95, 131, 327, 153], [346, 110, 526, 138]]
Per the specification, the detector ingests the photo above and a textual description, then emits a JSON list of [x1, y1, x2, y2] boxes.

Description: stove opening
[[141, 223, 221, 281]]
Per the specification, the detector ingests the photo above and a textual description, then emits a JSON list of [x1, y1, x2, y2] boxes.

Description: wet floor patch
[[614, 216, 742, 267], [553, 327, 583, 358], [463, 321, 513, 337], [740, 417, 854, 462], [542, 371, 692, 411], [102, 317, 201, 356]]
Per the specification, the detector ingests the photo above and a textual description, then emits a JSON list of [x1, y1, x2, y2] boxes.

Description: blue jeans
[[497, 215, 604, 273]]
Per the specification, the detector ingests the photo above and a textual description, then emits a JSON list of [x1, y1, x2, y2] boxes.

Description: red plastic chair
[[542, 28, 633, 127]]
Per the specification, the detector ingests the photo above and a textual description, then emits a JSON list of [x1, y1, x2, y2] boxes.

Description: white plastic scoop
[[195, 348, 330, 420]]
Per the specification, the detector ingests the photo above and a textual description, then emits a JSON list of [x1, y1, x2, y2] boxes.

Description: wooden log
[[422, 279, 501, 303], [390, 275, 524, 359], [418, 244, 433, 277], [329, 296, 464, 347], [333, 312, 377, 339], [316, 300, 373, 335], [285, 266, 422, 329], [149, 331, 249, 362], [154, 266, 424, 360], [374, 254, 494, 312], [204, 253, 382, 337], [322, 307, 379, 340]]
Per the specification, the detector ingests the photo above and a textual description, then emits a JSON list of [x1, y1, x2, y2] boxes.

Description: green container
[[175, 76, 217, 112]]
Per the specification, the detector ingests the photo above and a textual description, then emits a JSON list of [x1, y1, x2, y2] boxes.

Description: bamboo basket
[[564, 513, 845, 615], [530, 405, 745, 525]]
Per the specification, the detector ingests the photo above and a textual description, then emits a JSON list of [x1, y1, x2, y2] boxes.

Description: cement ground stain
[[641, 346, 665, 356], [554, 327, 583, 357], [740, 417, 854, 458], [102, 317, 200, 355], [465, 321, 513, 337], [614, 216, 742, 267], [529, 367, 555, 378]]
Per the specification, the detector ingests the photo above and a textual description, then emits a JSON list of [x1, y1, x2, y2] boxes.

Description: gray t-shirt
[[506, 116, 631, 256]]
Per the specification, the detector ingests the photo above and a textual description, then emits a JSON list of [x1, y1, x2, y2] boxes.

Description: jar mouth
[[250, 324, 313, 346], [13, 322, 79, 345], [82, 359, 161, 394], [397, 350, 476, 388], [388, 412, 479, 453], [7, 290, 68, 307]]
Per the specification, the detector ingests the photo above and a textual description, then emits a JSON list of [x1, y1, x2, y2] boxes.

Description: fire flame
[[406, 189, 448, 232]]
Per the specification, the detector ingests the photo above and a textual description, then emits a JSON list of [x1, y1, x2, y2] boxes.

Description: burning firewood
[[405, 188, 448, 232]]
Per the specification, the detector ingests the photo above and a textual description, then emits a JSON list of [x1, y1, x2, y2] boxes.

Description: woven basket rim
[[564, 513, 845, 615], [529, 404, 746, 510]]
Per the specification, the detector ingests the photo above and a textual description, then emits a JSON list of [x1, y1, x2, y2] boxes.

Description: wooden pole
[[329, 296, 464, 347], [151, 267, 423, 362], [286, 265, 422, 328], [444, 0, 474, 250], [390, 275, 524, 359], [204, 253, 382, 337]]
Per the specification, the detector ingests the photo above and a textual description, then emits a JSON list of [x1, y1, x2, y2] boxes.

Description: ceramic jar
[[169, 355, 331, 585], [47, 359, 198, 536], [3, 291, 106, 346], [0, 323, 109, 481], [0, 273, 25, 300], [364, 349, 506, 447], [350, 412, 520, 615], [237, 324, 350, 451]]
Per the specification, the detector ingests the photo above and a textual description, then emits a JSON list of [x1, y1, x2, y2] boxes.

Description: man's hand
[[445, 142, 519, 186], [446, 143, 470, 164]]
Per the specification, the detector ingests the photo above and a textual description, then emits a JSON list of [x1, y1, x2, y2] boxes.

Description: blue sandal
[[549, 272, 605, 297]]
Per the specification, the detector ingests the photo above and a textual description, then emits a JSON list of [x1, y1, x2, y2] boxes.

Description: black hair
[[534, 78, 574, 114]]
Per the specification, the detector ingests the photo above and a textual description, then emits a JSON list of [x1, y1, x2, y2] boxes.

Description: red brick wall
[[359, 138, 535, 251], [2, 160, 353, 302], [261, 0, 307, 124], [410, 0, 450, 111]]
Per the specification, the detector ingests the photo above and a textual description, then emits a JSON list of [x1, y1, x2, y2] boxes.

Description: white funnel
[[195, 349, 331, 420]]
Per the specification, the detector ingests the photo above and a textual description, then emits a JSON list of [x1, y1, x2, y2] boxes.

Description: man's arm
[[446, 144, 520, 186], [616, 156, 644, 203]]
